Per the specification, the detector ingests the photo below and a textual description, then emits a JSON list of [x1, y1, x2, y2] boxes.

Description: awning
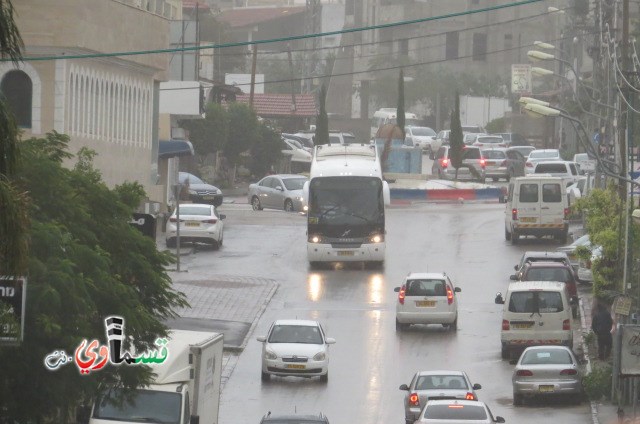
[[159, 140, 194, 159]]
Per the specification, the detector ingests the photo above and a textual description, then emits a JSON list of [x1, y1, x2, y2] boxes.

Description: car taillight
[[465, 392, 476, 400], [169, 217, 178, 223], [398, 286, 406, 305], [480, 159, 486, 168], [526, 161, 533, 167], [564, 208, 569, 219], [512, 208, 518, 221], [447, 287, 454, 305], [560, 369, 577, 375], [441, 158, 449, 168], [502, 319, 510, 331], [202, 219, 218, 224], [516, 370, 533, 376], [409, 393, 419, 406], [563, 319, 571, 330]]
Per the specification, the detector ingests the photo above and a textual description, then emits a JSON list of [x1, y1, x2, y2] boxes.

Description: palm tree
[[0, 0, 29, 276]]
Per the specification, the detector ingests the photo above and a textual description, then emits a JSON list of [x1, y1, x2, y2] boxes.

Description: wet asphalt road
[[180, 200, 592, 424]]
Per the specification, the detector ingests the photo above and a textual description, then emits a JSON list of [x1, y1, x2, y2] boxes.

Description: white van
[[370, 108, 421, 138], [504, 176, 569, 244], [494, 281, 574, 360]]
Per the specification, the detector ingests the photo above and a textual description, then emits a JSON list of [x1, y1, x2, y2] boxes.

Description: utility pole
[[249, 44, 257, 107], [287, 46, 298, 113]]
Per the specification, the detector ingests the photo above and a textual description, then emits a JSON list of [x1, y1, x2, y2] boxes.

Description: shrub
[[583, 364, 612, 401]]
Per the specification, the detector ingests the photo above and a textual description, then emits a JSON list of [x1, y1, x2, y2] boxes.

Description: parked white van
[[495, 281, 574, 360], [504, 176, 569, 244]]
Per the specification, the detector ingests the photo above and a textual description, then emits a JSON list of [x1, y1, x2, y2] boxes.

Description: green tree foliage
[[396, 69, 406, 139], [250, 124, 283, 177], [0, 0, 29, 277], [485, 117, 506, 134], [315, 84, 329, 145], [225, 102, 260, 162], [449, 93, 464, 177], [179, 103, 229, 156], [0, 132, 188, 422], [573, 184, 629, 299]]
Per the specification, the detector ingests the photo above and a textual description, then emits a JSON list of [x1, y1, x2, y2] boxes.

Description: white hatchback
[[394, 273, 461, 331], [257, 319, 335, 383]]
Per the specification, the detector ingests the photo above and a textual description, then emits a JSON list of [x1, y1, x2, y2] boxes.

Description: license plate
[[286, 364, 306, 369], [416, 300, 436, 307], [338, 251, 355, 256], [185, 222, 200, 227], [513, 323, 534, 329], [539, 385, 555, 393], [202, 195, 214, 200], [520, 217, 536, 223]]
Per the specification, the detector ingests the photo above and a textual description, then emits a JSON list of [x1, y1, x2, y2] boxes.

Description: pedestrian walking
[[591, 302, 613, 360]]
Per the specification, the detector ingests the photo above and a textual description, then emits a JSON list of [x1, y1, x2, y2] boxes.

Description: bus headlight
[[370, 234, 384, 243], [309, 235, 323, 243]]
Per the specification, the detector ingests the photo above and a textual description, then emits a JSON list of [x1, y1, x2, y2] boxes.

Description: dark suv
[[512, 251, 572, 280], [513, 261, 578, 318], [260, 412, 330, 424], [432, 146, 486, 182], [178, 172, 223, 206]]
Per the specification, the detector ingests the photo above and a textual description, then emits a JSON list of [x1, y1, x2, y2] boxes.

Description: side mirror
[[455, 287, 461, 293], [256, 336, 266, 342], [495, 417, 505, 424], [325, 337, 336, 344], [275, 186, 283, 191], [399, 384, 410, 391], [190, 415, 200, 424], [473, 383, 482, 390], [495, 293, 504, 305], [509, 274, 517, 281], [394, 287, 400, 292], [220, 214, 226, 220]]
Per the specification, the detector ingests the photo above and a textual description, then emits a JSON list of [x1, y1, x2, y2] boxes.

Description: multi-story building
[[1, 0, 180, 204]]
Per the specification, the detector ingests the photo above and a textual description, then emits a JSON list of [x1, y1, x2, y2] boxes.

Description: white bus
[[303, 144, 391, 268], [370, 108, 421, 139]]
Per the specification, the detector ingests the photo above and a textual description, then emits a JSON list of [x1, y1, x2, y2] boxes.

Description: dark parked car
[[178, 172, 223, 206], [513, 261, 578, 318]]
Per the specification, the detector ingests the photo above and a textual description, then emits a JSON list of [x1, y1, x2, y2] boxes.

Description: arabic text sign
[[614, 296, 632, 316], [0, 276, 26, 345], [621, 325, 640, 375], [511, 64, 532, 94]]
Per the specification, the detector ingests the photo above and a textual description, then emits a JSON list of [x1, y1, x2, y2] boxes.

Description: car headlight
[[370, 234, 384, 243], [309, 235, 323, 243], [313, 352, 326, 361], [303, 205, 309, 212], [296, 196, 304, 201], [264, 349, 277, 360]]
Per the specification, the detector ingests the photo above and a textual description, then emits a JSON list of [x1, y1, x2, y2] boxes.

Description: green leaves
[[449, 92, 464, 170]]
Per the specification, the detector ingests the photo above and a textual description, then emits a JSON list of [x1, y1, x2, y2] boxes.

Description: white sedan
[[165, 203, 225, 249], [257, 319, 335, 382]]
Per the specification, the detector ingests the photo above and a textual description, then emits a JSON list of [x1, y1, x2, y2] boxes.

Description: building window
[[472, 33, 487, 61], [446, 31, 459, 60], [0, 70, 32, 128], [504, 33, 513, 51]]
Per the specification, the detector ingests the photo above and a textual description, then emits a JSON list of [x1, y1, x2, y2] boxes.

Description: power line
[[8, 0, 544, 62]]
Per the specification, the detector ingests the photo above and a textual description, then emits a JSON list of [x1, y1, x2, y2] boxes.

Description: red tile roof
[[236, 93, 317, 117], [217, 7, 305, 28]]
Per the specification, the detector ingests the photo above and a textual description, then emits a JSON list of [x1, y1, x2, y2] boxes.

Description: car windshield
[[176, 206, 210, 216], [93, 389, 181, 423], [283, 178, 307, 190], [574, 153, 589, 161], [462, 149, 481, 159], [405, 279, 447, 296], [508, 291, 564, 313], [329, 135, 340, 144], [423, 404, 487, 420], [180, 173, 204, 185], [415, 375, 468, 390], [409, 127, 436, 136], [309, 177, 383, 225], [536, 163, 568, 173], [477, 137, 503, 144], [511, 147, 535, 157], [521, 349, 573, 365], [524, 267, 571, 283], [268, 325, 323, 344], [530, 151, 560, 159], [482, 150, 506, 159]]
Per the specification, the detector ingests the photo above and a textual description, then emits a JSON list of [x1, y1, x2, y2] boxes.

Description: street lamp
[[548, 6, 565, 14], [534, 41, 556, 50], [518, 96, 550, 107], [531, 66, 554, 76]]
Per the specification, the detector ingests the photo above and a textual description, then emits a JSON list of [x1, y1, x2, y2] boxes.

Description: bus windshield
[[309, 177, 383, 226]]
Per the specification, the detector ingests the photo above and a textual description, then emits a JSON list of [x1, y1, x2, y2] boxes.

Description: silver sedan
[[248, 174, 308, 212], [512, 345, 583, 406]]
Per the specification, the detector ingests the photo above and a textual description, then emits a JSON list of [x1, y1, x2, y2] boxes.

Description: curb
[[223, 280, 279, 353], [579, 296, 600, 424]]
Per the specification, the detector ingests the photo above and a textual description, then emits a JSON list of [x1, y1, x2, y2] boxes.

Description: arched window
[[0, 70, 32, 128]]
